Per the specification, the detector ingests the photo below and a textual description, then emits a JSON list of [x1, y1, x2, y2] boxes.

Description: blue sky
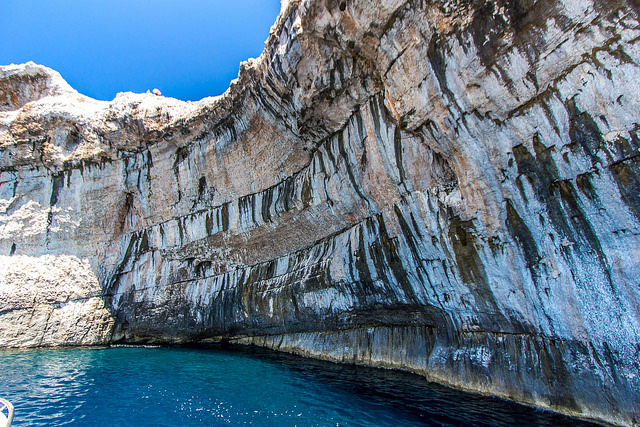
[[0, 0, 281, 101]]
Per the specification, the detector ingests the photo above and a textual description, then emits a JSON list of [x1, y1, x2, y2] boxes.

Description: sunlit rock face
[[1, 0, 639, 424]]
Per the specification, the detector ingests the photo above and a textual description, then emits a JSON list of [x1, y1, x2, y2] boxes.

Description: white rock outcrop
[[1, 0, 639, 425]]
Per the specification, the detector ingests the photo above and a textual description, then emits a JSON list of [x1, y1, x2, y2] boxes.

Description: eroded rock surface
[[1, 0, 639, 424]]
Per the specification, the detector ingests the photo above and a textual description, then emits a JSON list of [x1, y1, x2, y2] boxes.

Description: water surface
[[0, 345, 597, 426]]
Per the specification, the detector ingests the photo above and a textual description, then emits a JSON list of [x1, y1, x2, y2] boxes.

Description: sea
[[0, 345, 598, 426]]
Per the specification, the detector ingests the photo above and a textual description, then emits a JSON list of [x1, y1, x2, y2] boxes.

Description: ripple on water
[[0, 346, 598, 427]]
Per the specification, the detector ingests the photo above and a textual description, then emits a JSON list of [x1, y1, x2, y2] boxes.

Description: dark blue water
[[0, 345, 596, 426]]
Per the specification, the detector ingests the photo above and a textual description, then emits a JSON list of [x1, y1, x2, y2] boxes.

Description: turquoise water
[[0, 345, 595, 426]]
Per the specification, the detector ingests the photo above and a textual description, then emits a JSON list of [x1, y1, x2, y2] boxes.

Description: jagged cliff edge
[[1, 0, 639, 425]]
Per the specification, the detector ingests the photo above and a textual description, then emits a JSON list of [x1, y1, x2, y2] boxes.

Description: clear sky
[[0, 0, 281, 101]]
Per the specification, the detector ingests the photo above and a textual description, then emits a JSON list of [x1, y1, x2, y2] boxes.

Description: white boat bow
[[0, 398, 13, 427]]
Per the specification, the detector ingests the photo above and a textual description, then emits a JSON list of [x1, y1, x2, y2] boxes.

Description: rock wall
[[1, 0, 639, 424]]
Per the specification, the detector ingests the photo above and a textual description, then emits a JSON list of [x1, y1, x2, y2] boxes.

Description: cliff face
[[1, 0, 639, 424]]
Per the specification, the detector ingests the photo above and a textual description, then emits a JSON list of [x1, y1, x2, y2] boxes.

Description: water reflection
[[0, 345, 598, 426]]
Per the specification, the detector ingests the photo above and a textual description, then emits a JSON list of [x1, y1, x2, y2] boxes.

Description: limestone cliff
[[1, 0, 639, 424]]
